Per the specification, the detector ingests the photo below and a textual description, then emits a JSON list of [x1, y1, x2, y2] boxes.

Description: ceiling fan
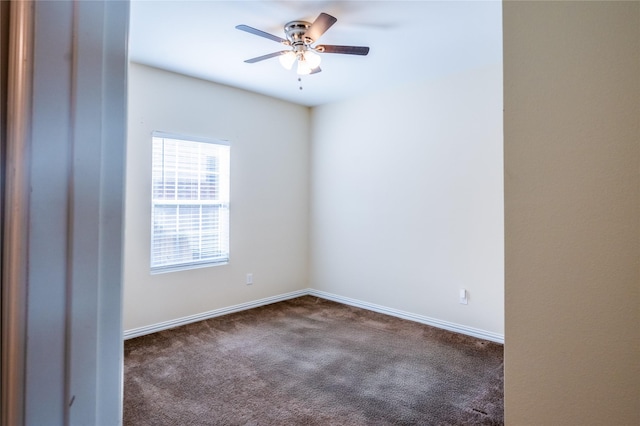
[[236, 12, 370, 75]]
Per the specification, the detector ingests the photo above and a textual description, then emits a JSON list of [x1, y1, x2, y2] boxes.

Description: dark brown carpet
[[124, 296, 504, 425]]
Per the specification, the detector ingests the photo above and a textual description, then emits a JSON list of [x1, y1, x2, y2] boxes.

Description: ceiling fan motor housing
[[284, 21, 314, 51]]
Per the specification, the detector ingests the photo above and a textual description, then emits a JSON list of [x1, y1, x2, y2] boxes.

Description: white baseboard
[[123, 289, 308, 339], [124, 288, 504, 344], [308, 289, 504, 344]]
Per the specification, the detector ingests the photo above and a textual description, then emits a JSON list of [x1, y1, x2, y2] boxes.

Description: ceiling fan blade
[[236, 25, 290, 45], [244, 51, 289, 64], [316, 45, 370, 56], [310, 66, 322, 75], [306, 13, 337, 42]]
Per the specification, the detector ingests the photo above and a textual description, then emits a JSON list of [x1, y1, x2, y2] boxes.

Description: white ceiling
[[129, 1, 502, 107]]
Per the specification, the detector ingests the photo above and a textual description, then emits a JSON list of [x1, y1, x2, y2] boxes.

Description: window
[[151, 132, 230, 273]]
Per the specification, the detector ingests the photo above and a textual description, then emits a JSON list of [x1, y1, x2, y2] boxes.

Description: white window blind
[[151, 133, 230, 273]]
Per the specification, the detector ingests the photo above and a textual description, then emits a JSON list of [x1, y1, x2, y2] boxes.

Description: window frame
[[150, 131, 230, 274]]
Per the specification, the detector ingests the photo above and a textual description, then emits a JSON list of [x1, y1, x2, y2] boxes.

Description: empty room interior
[[5, 0, 637, 425], [123, 1, 504, 422], [124, 1, 504, 341], [119, 1, 640, 424]]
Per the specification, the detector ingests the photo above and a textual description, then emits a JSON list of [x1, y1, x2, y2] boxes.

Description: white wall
[[124, 63, 310, 330], [310, 64, 504, 335], [503, 1, 640, 424], [126, 62, 505, 339]]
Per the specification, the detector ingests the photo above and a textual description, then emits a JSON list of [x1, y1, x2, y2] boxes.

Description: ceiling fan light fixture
[[278, 51, 296, 70], [304, 50, 321, 69], [296, 56, 312, 75]]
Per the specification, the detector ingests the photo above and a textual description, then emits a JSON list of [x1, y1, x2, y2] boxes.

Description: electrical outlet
[[459, 288, 468, 305], [246, 273, 253, 285]]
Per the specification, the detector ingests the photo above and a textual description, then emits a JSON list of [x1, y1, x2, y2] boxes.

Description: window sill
[[150, 260, 229, 275]]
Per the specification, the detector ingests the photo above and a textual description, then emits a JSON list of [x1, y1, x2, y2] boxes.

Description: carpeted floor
[[124, 296, 504, 425]]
